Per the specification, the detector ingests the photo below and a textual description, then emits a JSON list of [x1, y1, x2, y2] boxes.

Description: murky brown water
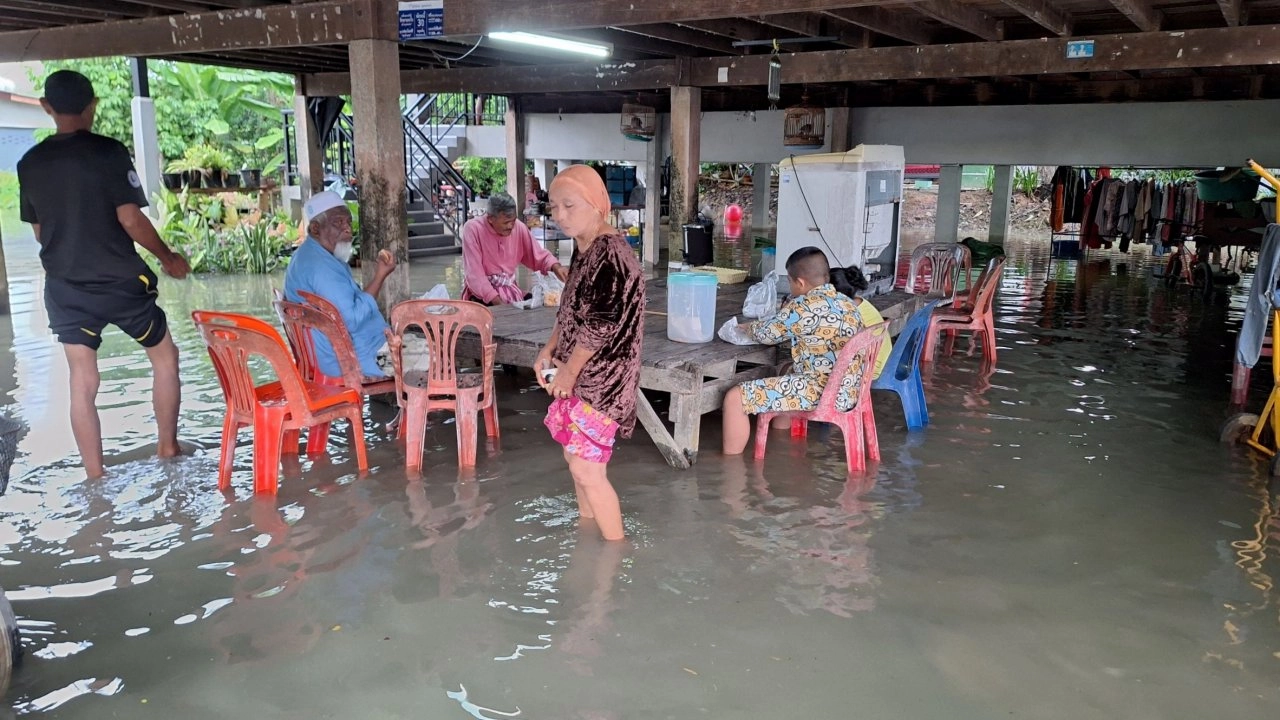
[[0, 225, 1277, 718]]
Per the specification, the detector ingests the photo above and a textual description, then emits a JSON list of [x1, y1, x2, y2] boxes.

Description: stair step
[[408, 221, 445, 237], [408, 232, 457, 251], [408, 245, 462, 258]]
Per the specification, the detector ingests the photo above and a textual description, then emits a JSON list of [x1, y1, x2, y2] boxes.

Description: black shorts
[[45, 273, 169, 350]]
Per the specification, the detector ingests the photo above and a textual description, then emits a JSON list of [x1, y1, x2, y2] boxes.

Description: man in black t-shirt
[[17, 70, 191, 479]]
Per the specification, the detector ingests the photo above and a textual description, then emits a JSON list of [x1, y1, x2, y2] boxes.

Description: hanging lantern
[[620, 98, 656, 142], [767, 42, 782, 108], [783, 92, 825, 149]]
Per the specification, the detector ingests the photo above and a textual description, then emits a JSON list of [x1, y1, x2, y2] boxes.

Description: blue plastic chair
[[871, 299, 941, 431]]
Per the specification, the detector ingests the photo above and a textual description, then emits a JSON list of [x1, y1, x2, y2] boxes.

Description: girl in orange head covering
[[536, 166, 646, 541]]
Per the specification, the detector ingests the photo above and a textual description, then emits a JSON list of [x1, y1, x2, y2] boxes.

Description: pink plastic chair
[[386, 300, 499, 470], [754, 322, 888, 475], [192, 310, 369, 494], [922, 256, 1006, 363], [906, 242, 972, 301]]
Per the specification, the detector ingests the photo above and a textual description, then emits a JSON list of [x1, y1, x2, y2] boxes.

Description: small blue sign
[[1065, 40, 1095, 59], [398, 0, 443, 41]]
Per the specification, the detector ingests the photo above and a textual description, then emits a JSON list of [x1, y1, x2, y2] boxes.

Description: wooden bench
[[460, 279, 923, 469]]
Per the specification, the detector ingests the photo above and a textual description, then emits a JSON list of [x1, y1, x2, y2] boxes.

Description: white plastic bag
[[420, 283, 450, 300], [743, 271, 780, 319], [717, 317, 759, 346], [513, 272, 565, 310]]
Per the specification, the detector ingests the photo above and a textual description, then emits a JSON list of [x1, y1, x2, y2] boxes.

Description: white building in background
[[0, 62, 52, 173]]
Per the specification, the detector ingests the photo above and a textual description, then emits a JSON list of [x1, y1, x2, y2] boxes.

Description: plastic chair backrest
[[295, 290, 371, 382], [192, 310, 312, 415], [882, 300, 941, 382], [388, 300, 494, 390], [908, 243, 971, 297], [275, 297, 367, 386], [814, 321, 888, 415], [968, 256, 1006, 317]]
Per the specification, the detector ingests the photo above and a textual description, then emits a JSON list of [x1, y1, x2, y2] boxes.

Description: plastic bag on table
[[419, 283, 451, 312], [513, 272, 565, 310], [743, 271, 780, 319], [717, 317, 759, 346]]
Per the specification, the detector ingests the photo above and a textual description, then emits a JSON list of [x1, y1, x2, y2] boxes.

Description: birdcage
[[783, 94, 825, 149], [620, 100, 656, 142]]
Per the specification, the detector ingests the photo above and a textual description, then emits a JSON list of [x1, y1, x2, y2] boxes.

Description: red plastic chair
[[754, 322, 888, 475], [192, 310, 369, 494], [906, 242, 972, 300], [922, 256, 1006, 363], [386, 299, 499, 470]]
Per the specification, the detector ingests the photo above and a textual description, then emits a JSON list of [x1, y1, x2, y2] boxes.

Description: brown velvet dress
[[552, 232, 646, 437]]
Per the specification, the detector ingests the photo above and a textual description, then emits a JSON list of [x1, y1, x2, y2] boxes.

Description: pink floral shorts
[[544, 397, 618, 464]]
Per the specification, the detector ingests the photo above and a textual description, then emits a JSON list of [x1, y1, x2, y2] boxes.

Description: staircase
[[306, 93, 505, 257]]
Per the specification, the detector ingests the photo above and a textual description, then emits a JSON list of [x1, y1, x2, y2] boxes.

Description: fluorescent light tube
[[488, 31, 611, 58]]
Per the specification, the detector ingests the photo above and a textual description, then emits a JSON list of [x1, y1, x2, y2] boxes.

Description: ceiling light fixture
[[488, 31, 611, 58]]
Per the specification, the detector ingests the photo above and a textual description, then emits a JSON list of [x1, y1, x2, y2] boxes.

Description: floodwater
[[0, 224, 1277, 718]]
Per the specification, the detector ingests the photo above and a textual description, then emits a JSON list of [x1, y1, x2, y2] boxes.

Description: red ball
[[723, 204, 744, 224]]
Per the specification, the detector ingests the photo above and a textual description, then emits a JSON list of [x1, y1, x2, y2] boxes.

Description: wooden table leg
[[671, 392, 702, 466], [634, 390, 692, 470]]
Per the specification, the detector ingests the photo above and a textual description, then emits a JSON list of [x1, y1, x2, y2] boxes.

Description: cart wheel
[[1220, 413, 1260, 444]]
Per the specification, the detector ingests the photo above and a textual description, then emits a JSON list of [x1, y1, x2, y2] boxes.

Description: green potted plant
[[161, 159, 187, 191], [167, 154, 201, 189]]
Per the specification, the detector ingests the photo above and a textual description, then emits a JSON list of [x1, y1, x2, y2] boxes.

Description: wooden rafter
[[610, 23, 738, 54], [825, 7, 931, 45], [752, 12, 866, 47], [823, 7, 932, 45], [914, 0, 1002, 41], [1107, 0, 1162, 32], [681, 18, 776, 43], [999, 0, 1072, 37], [1217, 0, 1243, 26]]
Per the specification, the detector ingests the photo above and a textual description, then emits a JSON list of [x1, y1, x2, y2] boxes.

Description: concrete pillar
[[670, 86, 702, 229], [504, 101, 526, 214], [130, 98, 161, 209], [827, 106, 852, 153], [534, 159, 556, 190], [349, 38, 408, 308], [293, 77, 324, 202], [936, 164, 963, 244], [642, 114, 665, 274], [557, 159, 576, 173], [989, 164, 1014, 243], [128, 59, 160, 209], [752, 163, 772, 230]]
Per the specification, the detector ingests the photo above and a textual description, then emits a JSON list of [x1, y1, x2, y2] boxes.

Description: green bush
[[454, 156, 506, 196]]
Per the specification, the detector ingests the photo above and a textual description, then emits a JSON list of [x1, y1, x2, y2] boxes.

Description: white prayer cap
[[303, 191, 348, 226]]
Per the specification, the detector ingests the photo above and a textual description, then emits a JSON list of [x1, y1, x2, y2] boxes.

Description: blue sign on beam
[[399, 0, 444, 41], [1065, 40, 1095, 59]]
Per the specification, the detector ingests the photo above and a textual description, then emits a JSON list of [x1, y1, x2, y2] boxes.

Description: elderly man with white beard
[[283, 191, 397, 378]]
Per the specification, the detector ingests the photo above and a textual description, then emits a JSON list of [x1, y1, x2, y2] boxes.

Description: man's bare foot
[[157, 440, 200, 459], [85, 466, 106, 480]]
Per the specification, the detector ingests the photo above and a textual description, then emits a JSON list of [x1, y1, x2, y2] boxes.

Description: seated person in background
[[284, 190, 397, 378], [829, 265, 893, 380], [722, 247, 866, 455], [462, 192, 569, 305]]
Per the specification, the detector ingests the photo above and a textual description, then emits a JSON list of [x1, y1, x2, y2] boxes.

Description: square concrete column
[[505, 101, 526, 214], [534, 160, 556, 191], [827, 107, 852, 153], [642, 113, 665, 274], [670, 86, 702, 228], [293, 77, 324, 202], [349, 38, 408, 308], [752, 163, 772, 230], [935, 164, 964, 244], [130, 97, 161, 208], [989, 165, 1014, 243]]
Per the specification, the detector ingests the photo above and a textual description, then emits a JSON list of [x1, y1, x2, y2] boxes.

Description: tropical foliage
[[32, 58, 292, 176], [146, 189, 297, 275]]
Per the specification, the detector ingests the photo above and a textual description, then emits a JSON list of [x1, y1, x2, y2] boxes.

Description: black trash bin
[[682, 222, 713, 266]]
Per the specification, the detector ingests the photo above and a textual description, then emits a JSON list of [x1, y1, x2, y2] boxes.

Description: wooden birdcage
[[620, 100, 656, 142], [783, 94, 825, 149]]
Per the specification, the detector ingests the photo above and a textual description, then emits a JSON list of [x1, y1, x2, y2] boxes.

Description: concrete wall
[[465, 109, 829, 163], [464, 100, 1280, 169], [849, 100, 1280, 167]]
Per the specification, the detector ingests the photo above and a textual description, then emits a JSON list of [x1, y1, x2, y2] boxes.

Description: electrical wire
[[786, 153, 851, 268], [423, 34, 486, 66]]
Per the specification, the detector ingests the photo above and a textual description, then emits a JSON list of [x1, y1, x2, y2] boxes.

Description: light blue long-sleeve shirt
[[283, 237, 388, 378]]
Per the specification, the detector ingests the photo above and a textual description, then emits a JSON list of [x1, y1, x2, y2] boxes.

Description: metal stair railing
[[403, 116, 473, 241]]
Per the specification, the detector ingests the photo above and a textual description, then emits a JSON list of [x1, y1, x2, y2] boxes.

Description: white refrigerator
[[774, 145, 905, 295]]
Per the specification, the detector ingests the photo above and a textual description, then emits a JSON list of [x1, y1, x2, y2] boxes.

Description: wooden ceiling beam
[[306, 58, 684, 96], [1217, 0, 1243, 26], [753, 12, 867, 48], [680, 18, 775, 43], [913, 0, 1003, 41], [998, 0, 1072, 37], [1106, 0, 1162, 32], [823, 7, 932, 45], [610, 23, 739, 54], [0, 0, 386, 61], [440, 1, 915, 35]]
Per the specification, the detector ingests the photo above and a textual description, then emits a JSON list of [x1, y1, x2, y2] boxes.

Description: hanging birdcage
[[783, 93, 825, 149], [620, 99, 656, 142]]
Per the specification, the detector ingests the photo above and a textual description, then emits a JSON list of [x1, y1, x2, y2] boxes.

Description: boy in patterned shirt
[[722, 247, 866, 455]]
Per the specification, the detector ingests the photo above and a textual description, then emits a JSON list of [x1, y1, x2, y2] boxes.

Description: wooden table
[[460, 280, 923, 469]]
